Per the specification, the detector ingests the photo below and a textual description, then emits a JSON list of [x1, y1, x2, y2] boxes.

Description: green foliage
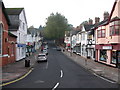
[[44, 12, 72, 40]]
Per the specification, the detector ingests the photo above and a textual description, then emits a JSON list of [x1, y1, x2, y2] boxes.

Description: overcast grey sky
[[3, 0, 115, 28]]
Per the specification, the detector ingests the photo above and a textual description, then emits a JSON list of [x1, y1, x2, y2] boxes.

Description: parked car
[[72, 49, 76, 53], [76, 51, 81, 56], [45, 45, 48, 49], [43, 48, 48, 55], [56, 47, 61, 51], [37, 53, 47, 62]]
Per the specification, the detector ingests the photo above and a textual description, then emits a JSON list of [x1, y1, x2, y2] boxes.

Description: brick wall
[[1, 9, 9, 66], [8, 35, 17, 64]]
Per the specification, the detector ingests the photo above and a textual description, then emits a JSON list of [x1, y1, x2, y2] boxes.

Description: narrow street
[[2, 42, 118, 89]]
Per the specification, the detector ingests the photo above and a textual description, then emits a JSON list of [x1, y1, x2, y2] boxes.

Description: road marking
[[45, 62, 48, 69], [60, 70, 63, 78], [0, 68, 34, 87], [93, 73, 116, 84], [52, 82, 59, 90], [52, 70, 63, 90]]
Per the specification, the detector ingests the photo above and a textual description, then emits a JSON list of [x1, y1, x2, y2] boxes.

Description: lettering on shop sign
[[103, 46, 112, 50]]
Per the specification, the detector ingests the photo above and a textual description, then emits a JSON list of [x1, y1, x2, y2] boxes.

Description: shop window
[[118, 51, 120, 64], [111, 51, 117, 64], [100, 50, 107, 62]]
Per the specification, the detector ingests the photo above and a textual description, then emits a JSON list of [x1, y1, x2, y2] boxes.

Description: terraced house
[[95, 0, 120, 67], [6, 8, 27, 61]]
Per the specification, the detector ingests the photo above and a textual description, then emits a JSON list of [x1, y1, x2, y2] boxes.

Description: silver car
[[37, 53, 47, 62]]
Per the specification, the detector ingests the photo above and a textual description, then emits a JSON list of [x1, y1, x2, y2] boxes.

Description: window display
[[100, 50, 107, 61]]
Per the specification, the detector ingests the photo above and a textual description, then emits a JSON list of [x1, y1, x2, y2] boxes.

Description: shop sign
[[103, 46, 112, 50]]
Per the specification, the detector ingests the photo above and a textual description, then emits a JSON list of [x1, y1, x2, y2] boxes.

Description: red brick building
[[8, 32, 17, 64], [0, 2, 10, 66]]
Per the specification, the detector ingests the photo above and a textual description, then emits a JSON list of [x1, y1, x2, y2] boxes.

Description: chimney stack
[[88, 18, 93, 25], [95, 17, 100, 24], [103, 12, 109, 20]]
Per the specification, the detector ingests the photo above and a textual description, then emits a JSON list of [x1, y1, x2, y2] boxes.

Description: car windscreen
[[38, 55, 45, 57]]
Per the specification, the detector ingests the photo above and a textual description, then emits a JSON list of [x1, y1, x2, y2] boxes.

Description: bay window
[[110, 20, 120, 35]]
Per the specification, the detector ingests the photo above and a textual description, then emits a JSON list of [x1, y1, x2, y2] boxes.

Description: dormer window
[[97, 26, 105, 38], [110, 17, 120, 36]]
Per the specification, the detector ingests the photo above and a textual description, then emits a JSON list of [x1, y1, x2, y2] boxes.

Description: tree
[[44, 12, 71, 40]]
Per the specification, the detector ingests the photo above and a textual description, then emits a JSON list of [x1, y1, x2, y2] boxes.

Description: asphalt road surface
[[3, 42, 118, 89]]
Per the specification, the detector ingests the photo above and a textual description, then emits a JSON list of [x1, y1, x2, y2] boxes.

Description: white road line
[[93, 73, 116, 84], [52, 82, 60, 90], [60, 70, 63, 78], [45, 62, 48, 69], [52, 70, 63, 90]]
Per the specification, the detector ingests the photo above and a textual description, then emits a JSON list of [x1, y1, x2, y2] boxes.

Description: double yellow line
[[0, 68, 34, 87]]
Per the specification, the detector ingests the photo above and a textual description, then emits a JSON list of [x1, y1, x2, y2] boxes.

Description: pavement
[[1, 47, 120, 87], [1, 49, 40, 85], [62, 48, 119, 83]]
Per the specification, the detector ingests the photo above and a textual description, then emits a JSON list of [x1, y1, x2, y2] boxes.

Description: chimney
[[95, 17, 100, 24], [88, 18, 93, 25], [104, 12, 109, 20]]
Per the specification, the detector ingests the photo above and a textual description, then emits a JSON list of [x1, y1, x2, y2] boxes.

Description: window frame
[[111, 51, 117, 64], [110, 20, 120, 36], [97, 26, 106, 38]]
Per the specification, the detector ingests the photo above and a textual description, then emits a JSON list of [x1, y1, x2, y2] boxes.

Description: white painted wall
[[15, 9, 27, 61], [72, 35, 76, 48], [76, 32, 81, 44], [81, 26, 88, 57]]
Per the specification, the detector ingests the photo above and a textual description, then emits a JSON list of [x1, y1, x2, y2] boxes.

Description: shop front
[[96, 44, 120, 67]]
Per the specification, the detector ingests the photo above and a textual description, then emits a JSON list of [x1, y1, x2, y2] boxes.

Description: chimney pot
[[104, 11, 109, 20], [95, 17, 100, 24]]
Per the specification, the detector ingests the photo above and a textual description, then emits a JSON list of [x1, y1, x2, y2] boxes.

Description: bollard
[[63, 49, 65, 52], [25, 59, 30, 67]]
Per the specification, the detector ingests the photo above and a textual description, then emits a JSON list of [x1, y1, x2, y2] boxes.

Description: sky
[[3, 0, 115, 28]]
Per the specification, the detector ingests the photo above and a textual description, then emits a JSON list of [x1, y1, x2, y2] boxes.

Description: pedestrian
[[41, 46, 44, 52]]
